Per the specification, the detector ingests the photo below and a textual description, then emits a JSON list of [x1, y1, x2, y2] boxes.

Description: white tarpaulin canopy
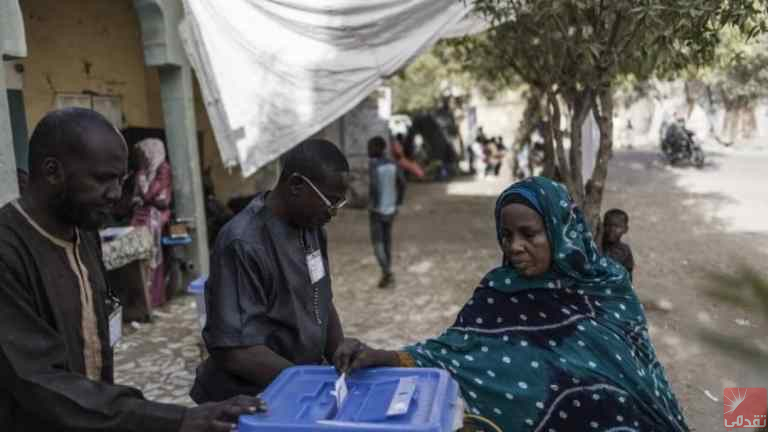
[[180, 0, 484, 176]]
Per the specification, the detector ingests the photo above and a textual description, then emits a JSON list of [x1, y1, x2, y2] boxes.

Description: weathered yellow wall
[[18, 0, 274, 202], [19, 0, 162, 129]]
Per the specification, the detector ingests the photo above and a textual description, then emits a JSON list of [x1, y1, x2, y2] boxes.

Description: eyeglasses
[[294, 174, 347, 211]]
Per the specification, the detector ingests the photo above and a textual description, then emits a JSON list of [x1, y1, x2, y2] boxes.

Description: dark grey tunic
[[192, 193, 333, 402], [0, 202, 184, 432]]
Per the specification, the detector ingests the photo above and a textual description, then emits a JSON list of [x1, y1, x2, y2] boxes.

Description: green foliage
[[387, 45, 479, 114], [464, 0, 768, 90], [703, 30, 768, 108], [437, 33, 524, 93]]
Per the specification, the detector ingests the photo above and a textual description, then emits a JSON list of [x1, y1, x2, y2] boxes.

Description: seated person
[[335, 177, 688, 432]]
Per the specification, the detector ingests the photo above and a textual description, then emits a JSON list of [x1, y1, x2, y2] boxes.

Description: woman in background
[[131, 138, 173, 306]]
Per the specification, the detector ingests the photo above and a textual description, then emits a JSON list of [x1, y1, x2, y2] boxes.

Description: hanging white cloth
[[180, 0, 484, 176]]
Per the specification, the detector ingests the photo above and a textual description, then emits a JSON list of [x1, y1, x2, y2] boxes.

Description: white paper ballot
[[334, 373, 349, 409]]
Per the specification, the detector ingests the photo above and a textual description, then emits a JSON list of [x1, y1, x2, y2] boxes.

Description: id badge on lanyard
[[306, 249, 326, 284], [109, 305, 123, 347], [106, 291, 123, 347], [302, 230, 326, 284]]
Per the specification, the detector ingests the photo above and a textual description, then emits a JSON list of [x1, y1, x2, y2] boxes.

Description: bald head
[[278, 138, 349, 185], [274, 138, 350, 228], [28, 108, 125, 180], [25, 108, 129, 230]]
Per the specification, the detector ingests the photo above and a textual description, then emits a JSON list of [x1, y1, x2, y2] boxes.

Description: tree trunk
[[541, 114, 557, 179], [566, 89, 593, 207], [513, 89, 544, 178], [744, 104, 757, 139], [536, 89, 555, 179], [548, 92, 571, 184], [584, 84, 615, 240], [684, 80, 697, 119], [720, 92, 737, 144]]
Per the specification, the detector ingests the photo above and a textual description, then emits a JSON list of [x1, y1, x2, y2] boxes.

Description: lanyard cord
[[299, 229, 322, 325]]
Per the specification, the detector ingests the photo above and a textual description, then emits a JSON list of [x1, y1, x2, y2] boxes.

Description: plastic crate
[[187, 276, 207, 329], [239, 366, 462, 431]]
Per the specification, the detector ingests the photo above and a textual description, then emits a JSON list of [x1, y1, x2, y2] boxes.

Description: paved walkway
[[113, 298, 202, 406]]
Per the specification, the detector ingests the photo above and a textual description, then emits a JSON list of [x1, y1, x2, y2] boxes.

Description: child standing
[[369, 136, 406, 288], [602, 208, 635, 280]]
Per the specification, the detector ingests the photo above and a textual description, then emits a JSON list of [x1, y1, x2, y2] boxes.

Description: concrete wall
[[1, 0, 27, 205], [343, 95, 387, 207], [1, 0, 26, 58], [19, 0, 161, 129], [311, 94, 389, 208], [314, 115, 343, 150], [614, 81, 768, 148]]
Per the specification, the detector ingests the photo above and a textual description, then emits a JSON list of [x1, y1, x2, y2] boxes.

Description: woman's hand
[[348, 349, 401, 371], [333, 339, 401, 373], [332, 338, 367, 374]]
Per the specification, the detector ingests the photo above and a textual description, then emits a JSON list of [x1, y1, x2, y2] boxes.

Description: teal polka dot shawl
[[406, 177, 688, 431]]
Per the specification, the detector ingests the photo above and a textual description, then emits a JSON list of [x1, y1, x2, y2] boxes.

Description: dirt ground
[[115, 148, 768, 431], [600, 149, 768, 431]]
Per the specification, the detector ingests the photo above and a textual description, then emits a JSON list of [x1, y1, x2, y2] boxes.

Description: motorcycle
[[660, 125, 706, 168]]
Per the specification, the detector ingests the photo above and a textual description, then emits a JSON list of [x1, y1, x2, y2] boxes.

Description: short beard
[[52, 190, 103, 231]]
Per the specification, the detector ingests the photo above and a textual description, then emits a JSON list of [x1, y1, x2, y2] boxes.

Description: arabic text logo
[[724, 388, 767, 429]]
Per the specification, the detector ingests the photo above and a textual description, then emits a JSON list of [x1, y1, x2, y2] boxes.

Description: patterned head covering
[[490, 176, 629, 294], [136, 138, 167, 194]]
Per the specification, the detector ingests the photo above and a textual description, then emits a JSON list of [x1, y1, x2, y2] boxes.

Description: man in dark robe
[[0, 108, 264, 432], [191, 138, 360, 402]]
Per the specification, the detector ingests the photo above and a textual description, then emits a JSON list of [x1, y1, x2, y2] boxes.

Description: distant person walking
[[492, 136, 507, 177], [469, 126, 488, 175], [483, 137, 504, 178], [368, 136, 406, 288]]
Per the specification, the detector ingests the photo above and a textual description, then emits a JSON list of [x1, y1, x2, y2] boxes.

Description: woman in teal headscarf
[[335, 177, 688, 431]]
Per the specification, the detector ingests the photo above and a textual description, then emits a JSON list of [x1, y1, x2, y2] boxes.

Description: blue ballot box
[[239, 366, 463, 431]]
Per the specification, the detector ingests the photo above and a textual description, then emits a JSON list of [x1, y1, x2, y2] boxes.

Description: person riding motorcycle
[[661, 116, 705, 168], [662, 117, 693, 157]]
